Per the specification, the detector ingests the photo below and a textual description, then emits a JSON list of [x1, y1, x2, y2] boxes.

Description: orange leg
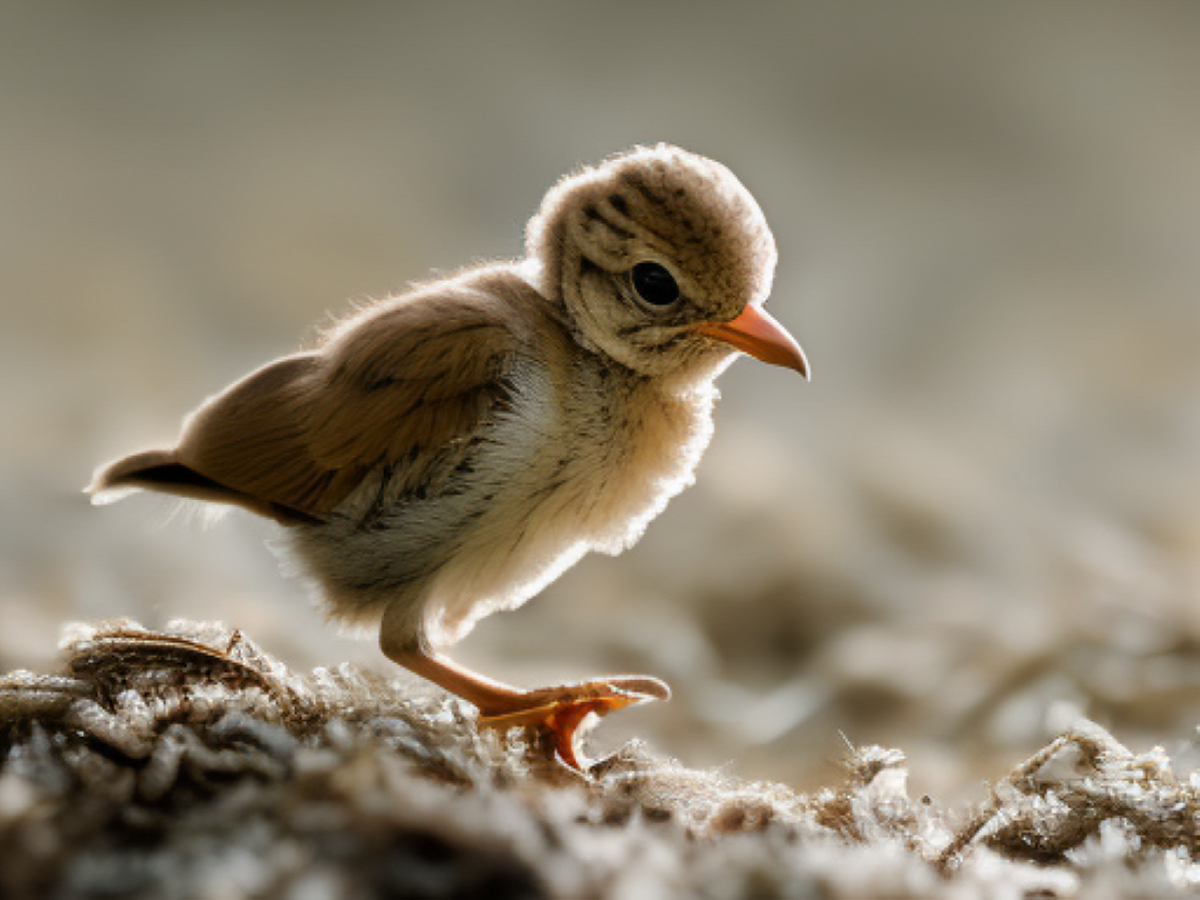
[[381, 604, 668, 770]]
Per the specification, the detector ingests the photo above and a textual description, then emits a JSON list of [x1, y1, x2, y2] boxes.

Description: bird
[[89, 144, 808, 770]]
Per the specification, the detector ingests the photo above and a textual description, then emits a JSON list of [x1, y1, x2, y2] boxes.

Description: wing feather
[[176, 284, 522, 518]]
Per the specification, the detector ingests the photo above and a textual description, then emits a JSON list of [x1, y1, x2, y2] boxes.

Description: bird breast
[[538, 358, 718, 553], [414, 354, 719, 645]]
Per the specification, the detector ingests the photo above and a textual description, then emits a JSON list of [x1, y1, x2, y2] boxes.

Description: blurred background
[[4, 2, 1200, 800]]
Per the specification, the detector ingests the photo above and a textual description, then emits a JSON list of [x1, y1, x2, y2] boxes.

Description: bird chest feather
[[501, 356, 718, 558]]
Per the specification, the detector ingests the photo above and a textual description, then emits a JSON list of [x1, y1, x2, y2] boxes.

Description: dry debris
[[2, 620, 1200, 898]]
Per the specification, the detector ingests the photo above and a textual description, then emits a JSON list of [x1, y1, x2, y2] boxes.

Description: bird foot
[[476, 676, 670, 771]]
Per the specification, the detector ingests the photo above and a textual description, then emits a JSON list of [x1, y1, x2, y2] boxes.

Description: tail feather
[[87, 449, 182, 500], [87, 449, 320, 525]]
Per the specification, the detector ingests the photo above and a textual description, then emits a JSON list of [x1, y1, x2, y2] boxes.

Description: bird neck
[[514, 256, 555, 303]]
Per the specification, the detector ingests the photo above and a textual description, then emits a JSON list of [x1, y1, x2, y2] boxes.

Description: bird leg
[[380, 610, 668, 770]]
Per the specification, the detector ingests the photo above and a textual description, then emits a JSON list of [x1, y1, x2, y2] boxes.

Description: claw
[[477, 678, 669, 771]]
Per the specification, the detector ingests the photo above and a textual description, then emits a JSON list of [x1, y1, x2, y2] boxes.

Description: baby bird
[[90, 144, 808, 769]]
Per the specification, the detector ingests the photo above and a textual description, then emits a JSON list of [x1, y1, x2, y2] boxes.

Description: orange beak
[[695, 305, 809, 379]]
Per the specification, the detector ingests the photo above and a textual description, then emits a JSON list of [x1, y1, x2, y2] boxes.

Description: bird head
[[526, 144, 808, 386]]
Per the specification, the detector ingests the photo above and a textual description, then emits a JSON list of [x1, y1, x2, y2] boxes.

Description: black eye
[[631, 262, 680, 307]]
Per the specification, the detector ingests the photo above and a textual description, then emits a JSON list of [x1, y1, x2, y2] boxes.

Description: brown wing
[[171, 288, 521, 519]]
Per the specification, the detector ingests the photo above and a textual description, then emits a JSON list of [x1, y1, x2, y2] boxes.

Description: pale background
[[4, 2, 1200, 799]]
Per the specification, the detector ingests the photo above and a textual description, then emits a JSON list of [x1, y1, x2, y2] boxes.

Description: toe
[[603, 675, 670, 701]]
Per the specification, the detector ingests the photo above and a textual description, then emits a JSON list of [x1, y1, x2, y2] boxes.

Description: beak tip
[[787, 348, 810, 381]]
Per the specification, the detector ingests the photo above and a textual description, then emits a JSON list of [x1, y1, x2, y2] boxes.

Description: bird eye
[[631, 262, 680, 307]]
